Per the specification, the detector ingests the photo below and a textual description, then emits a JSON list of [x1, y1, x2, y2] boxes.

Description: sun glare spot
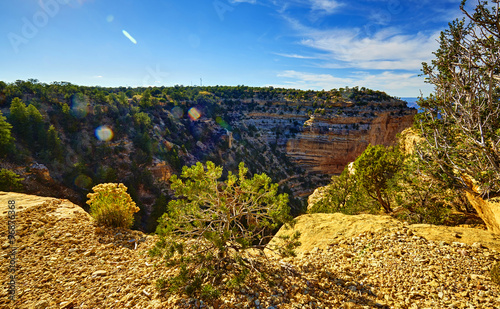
[[216, 116, 231, 130], [74, 174, 92, 189], [95, 125, 114, 142], [106, 15, 114, 23], [188, 107, 201, 120], [171, 106, 183, 119], [71, 94, 89, 118], [122, 30, 137, 44]]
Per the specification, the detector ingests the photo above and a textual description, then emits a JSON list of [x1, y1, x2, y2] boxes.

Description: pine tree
[[353, 144, 403, 213], [27, 104, 45, 147], [0, 169, 23, 192], [46, 125, 63, 161], [0, 110, 14, 156], [419, 0, 500, 196], [9, 98, 28, 130]]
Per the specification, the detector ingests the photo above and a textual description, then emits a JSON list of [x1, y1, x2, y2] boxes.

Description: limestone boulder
[[466, 193, 500, 234]]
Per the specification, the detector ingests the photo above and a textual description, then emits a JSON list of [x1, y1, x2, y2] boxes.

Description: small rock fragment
[[92, 270, 107, 276], [33, 300, 49, 309]]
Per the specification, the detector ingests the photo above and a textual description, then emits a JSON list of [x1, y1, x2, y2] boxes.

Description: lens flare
[[188, 107, 201, 120], [122, 30, 137, 44], [171, 106, 183, 119], [74, 174, 92, 189], [106, 15, 114, 22], [71, 94, 89, 118], [95, 125, 114, 142], [216, 116, 231, 130]]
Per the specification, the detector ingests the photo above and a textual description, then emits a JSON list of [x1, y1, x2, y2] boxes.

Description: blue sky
[[0, 0, 470, 97]]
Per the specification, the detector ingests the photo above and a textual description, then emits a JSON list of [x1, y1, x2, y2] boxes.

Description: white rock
[[92, 270, 107, 276]]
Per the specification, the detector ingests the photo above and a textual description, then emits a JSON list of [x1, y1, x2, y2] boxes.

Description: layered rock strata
[[239, 101, 416, 175]]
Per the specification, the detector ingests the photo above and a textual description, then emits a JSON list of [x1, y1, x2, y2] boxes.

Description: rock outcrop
[[466, 193, 500, 234], [240, 101, 416, 176], [270, 213, 500, 253], [288, 111, 414, 174]]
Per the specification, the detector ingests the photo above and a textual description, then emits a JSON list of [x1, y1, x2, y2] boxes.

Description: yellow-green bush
[[86, 183, 140, 228]]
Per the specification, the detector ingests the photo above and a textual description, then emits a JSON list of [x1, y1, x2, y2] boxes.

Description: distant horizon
[[1, 0, 469, 98], [0, 79, 428, 99]]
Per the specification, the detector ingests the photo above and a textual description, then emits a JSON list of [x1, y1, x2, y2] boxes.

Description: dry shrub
[[86, 183, 140, 228]]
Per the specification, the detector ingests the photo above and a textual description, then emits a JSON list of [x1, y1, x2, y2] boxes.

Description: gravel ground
[[1, 198, 499, 308]]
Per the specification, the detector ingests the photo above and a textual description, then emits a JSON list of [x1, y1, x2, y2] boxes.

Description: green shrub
[[0, 169, 24, 192], [86, 183, 140, 228], [391, 155, 455, 225], [200, 284, 221, 300], [308, 166, 376, 215], [353, 144, 403, 213], [310, 142, 458, 225], [150, 161, 297, 301]]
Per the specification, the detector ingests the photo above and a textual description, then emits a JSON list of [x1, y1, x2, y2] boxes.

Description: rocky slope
[[1, 83, 416, 225], [239, 99, 415, 176], [2, 192, 500, 308]]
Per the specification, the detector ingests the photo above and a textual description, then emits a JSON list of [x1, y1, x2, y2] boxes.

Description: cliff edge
[[2, 192, 499, 308]]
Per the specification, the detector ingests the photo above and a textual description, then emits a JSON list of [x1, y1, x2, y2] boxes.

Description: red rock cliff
[[240, 101, 416, 176]]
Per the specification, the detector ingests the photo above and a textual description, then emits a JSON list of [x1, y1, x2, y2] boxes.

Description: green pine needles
[[150, 161, 298, 301]]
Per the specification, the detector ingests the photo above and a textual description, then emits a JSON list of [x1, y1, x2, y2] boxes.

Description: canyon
[[0, 82, 416, 228], [237, 97, 416, 189]]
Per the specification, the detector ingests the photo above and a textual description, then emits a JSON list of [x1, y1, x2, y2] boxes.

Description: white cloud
[[277, 70, 352, 89], [310, 0, 343, 13], [267, 1, 447, 96], [269, 0, 343, 15], [285, 16, 440, 70], [274, 70, 434, 97], [274, 52, 319, 59]]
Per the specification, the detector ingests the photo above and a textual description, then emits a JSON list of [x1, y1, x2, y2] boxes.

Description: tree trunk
[[376, 189, 392, 213]]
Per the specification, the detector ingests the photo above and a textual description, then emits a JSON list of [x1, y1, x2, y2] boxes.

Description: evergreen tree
[[353, 144, 403, 213], [46, 125, 63, 161], [27, 104, 45, 147], [0, 169, 23, 192], [9, 97, 28, 130], [139, 89, 152, 108], [0, 110, 14, 156], [419, 0, 500, 196], [150, 161, 297, 300]]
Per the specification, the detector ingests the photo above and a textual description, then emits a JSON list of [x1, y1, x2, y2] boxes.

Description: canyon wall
[[239, 102, 416, 176]]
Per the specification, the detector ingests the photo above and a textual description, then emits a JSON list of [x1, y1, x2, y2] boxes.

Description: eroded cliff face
[[288, 112, 414, 174], [0, 83, 417, 225], [238, 100, 416, 177]]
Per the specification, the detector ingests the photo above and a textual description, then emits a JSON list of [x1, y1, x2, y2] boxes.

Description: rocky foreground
[[1, 192, 500, 308]]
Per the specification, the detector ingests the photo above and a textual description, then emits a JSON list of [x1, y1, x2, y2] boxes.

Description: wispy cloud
[[283, 17, 440, 70], [310, 0, 343, 14], [274, 70, 434, 97], [274, 52, 319, 59], [277, 70, 352, 89], [268, 0, 343, 15], [229, 0, 257, 3]]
